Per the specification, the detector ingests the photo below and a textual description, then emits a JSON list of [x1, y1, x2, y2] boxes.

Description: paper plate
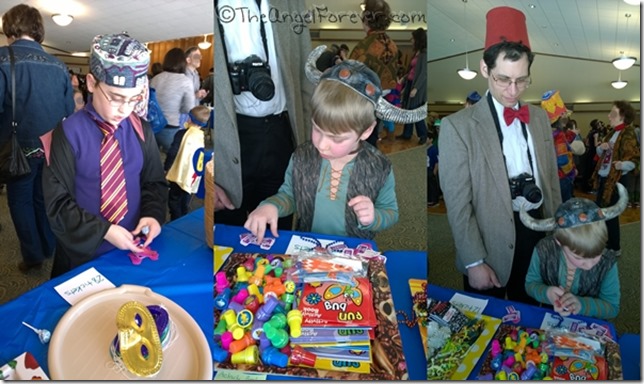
[[48, 284, 212, 380]]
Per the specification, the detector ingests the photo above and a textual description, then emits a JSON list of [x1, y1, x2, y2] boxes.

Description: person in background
[[334, 44, 350, 65], [42, 33, 168, 278], [464, 90, 481, 108], [315, 44, 341, 72], [73, 88, 85, 112], [522, 183, 627, 319], [150, 47, 195, 152], [349, 0, 399, 148], [0, 4, 75, 272], [591, 100, 639, 255], [439, 6, 561, 304], [150, 62, 163, 78], [381, 67, 404, 142], [582, 119, 603, 193], [541, 90, 584, 202], [185, 46, 209, 106], [397, 27, 428, 145], [214, 0, 314, 230], [427, 132, 439, 207], [200, 67, 214, 106], [164, 105, 210, 220]]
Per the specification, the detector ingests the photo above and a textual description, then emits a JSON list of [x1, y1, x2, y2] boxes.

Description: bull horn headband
[[520, 183, 628, 232], [305, 45, 427, 125]]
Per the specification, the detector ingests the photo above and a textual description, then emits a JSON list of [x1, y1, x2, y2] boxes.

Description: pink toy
[[232, 288, 250, 304], [215, 271, 230, 294], [127, 246, 159, 265], [491, 339, 502, 357]]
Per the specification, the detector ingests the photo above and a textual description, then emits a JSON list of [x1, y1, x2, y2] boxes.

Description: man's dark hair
[[483, 41, 535, 73]]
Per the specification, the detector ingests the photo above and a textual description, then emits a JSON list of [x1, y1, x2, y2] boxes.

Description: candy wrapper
[[0, 352, 49, 380], [285, 249, 369, 287]]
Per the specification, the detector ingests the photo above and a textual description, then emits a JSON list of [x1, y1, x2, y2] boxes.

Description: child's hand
[[558, 292, 581, 315], [347, 195, 375, 226], [244, 204, 279, 244], [132, 217, 162, 248], [105, 224, 144, 253], [547, 286, 565, 308], [410, 88, 417, 98]]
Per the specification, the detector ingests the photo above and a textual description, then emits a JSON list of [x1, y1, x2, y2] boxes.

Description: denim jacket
[[0, 39, 75, 151]]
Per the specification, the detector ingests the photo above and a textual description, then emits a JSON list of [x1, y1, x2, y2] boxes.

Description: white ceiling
[[2, 0, 638, 104], [426, 0, 641, 104], [0, 0, 213, 54]]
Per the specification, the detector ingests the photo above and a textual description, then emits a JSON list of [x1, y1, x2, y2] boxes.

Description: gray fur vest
[[537, 236, 616, 297], [291, 141, 391, 239]]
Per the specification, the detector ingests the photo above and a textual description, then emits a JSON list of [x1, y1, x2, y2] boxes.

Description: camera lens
[[523, 184, 542, 203], [248, 70, 275, 101]]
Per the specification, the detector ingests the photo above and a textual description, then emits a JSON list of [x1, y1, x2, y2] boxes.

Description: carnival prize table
[[214, 224, 426, 380], [0, 208, 213, 380], [427, 284, 623, 380]]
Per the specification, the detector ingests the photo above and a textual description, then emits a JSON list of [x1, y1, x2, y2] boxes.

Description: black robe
[[42, 116, 168, 277]]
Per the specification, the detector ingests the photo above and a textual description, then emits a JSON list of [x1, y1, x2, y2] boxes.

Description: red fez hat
[[484, 6, 530, 50]]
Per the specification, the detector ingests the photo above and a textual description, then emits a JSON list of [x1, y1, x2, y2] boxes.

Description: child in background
[[521, 183, 628, 319], [42, 33, 168, 277], [381, 68, 405, 142], [165, 105, 210, 220], [427, 132, 439, 207]]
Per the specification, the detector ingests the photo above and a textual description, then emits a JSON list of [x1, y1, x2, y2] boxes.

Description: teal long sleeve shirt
[[525, 248, 620, 319], [262, 156, 398, 237]]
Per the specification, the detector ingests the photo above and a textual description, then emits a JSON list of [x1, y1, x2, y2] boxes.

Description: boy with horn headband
[[521, 183, 627, 319], [243, 46, 426, 242], [439, 6, 561, 304]]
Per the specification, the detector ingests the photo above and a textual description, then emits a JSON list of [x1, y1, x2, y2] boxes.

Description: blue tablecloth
[[214, 224, 427, 380], [0, 209, 213, 377], [428, 284, 620, 380]]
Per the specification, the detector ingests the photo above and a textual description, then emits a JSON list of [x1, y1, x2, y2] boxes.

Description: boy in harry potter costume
[[42, 34, 168, 278], [439, 7, 561, 304]]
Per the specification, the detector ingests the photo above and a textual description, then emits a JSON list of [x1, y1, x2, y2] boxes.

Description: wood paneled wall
[[147, 35, 213, 80]]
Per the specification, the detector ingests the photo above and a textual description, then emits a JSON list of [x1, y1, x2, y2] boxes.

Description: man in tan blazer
[[439, 6, 561, 304]]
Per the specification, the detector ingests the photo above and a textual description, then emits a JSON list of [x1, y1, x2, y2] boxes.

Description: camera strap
[[486, 91, 535, 178], [215, 0, 270, 68]]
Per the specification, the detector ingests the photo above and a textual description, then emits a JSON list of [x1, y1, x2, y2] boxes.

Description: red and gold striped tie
[[92, 115, 128, 224]]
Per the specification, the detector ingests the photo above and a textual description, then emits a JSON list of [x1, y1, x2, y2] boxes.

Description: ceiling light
[[623, 0, 641, 5], [197, 34, 211, 50], [611, 71, 628, 89], [612, 54, 637, 70], [457, 68, 478, 80], [51, 13, 73, 26], [612, 13, 636, 70], [457, 0, 477, 80]]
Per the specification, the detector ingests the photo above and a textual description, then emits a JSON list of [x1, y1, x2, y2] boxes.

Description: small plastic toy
[[261, 346, 289, 368], [231, 345, 259, 365], [287, 310, 303, 338]]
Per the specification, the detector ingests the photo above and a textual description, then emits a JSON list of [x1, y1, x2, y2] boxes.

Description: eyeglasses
[[489, 72, 532, 90], [96, 83, 143, 108]]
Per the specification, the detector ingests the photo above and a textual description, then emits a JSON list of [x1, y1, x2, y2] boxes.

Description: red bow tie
[[503, 105, 530, 125]]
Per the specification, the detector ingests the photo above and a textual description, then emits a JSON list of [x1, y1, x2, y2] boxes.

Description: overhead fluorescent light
[[51, 14, 73, 26]]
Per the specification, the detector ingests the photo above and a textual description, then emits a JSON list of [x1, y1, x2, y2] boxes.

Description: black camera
[[228, 55, 275, 101], [509, 173, 542, 203]]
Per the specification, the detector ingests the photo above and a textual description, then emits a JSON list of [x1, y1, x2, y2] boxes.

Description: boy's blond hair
[[188, 105, 211, 126], [554, 221, 607, 258], [311, 80, 376, 136]]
